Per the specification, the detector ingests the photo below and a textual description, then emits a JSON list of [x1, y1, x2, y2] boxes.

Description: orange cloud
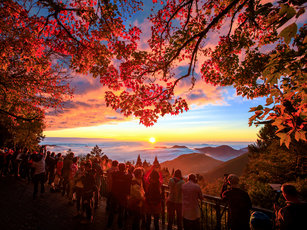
[[45, 74, 128, 130]]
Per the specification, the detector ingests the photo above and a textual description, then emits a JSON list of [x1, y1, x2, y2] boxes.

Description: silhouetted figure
[[62, 152, 74, 197], [274, 184, 307, 230], [68, 156, 78, 204], [107, 163, 130, 229], [221, 174, 252, 230], [81, 161, 96, 224], [106, 160, 118, 212], [32, 150, 46, 200], [73, 161, 86, 218], [92, 157, 103, 209], [47, 152, 56, 185], [182, 174, 202, 230], [167, 169, 184, 230], [144, 169, 162, 230], [54, 153, 63, 191], [128, 167, 145, 230]]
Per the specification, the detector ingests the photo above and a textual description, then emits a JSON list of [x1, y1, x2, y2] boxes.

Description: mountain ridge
[[195, 145, 248, 161], [160, 153, 222, 176], [160, 145, 249, 177]]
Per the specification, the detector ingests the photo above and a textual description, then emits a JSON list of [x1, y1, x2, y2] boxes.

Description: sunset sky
[[44, 73, 264, 143], [43, 0, 301, 144]]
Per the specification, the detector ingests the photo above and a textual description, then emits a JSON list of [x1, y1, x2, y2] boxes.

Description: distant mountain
[[202, 152, 250, 182], [171, 145, 188, 149], [195, 145, 248, 161], [160, 153, 222, 176], [154, 146, 168, 149]]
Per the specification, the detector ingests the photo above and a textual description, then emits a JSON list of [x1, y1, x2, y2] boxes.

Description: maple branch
[[160, 0, 194, 39], [38, 13, 55, 37], [54, 13, 87, 47], [165, 0, 241, 69], [142, 0, 247, 103], [183, 0, 194, 31], [0, 109, 41, 121], [227, 0, 249, 38]]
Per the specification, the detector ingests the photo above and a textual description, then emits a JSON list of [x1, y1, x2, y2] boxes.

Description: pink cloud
[[45, 74, 128, 130]]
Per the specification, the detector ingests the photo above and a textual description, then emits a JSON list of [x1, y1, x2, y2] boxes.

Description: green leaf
[[279, 23, 297, 44], [256, 105, 263, 110], [279, 4, 296, 19], [279, 4, 288, 17], [286, 7, 296, 20], [249, 105, 263, 112]]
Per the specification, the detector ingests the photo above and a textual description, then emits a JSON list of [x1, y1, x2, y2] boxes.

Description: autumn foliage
[[0, 0, 306, 147]]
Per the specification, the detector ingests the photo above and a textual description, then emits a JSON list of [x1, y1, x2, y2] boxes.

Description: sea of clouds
[[41, 137, 252, 163]]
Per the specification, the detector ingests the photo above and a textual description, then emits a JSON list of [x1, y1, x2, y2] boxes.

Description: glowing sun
[[149, 137, 156, 144]]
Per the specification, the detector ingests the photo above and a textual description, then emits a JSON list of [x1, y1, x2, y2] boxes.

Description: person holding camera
[[274, 184, 307, 230], [221, 174, 252, 230]]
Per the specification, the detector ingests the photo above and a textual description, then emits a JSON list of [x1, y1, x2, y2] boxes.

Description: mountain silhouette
[[161, 153, 222, 176], [195, 145, 248, 161]]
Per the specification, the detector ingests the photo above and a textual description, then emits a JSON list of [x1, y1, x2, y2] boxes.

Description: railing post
[[215, 200, 221, 230], [161, 185, 166, 226]]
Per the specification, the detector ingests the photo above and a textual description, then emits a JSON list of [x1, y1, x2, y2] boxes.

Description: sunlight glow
[[149, 137, 156, 144]]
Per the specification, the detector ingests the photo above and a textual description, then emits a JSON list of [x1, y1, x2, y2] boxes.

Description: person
[[81, 161, 96, 224], [106, 160, 119, 211], [14, 149, 23, 178], [128, 167, 145, 230], [167, 169, 184, 230], [92, 157, 103, 209], [45, 151, 51, 182], [47, 152, 57, 186], [107, 163, 131, 229], [221, 174, 252, 230], [68, 156, 79, 205], [144, 169, 162, 230], [54, 153, 63, 191], [220, 173, 229, 197], [31, 149, 46, 200], [62, 152, 74, 197], [73, 161, 86, 218], [274, 184, 307, 230], [182, 173, 202, 230]]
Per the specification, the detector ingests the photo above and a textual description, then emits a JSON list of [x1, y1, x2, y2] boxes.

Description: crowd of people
[[0, 146, 306, 230]]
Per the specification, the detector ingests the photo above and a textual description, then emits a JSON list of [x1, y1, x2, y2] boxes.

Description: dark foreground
[[0, 177, 124, 230]]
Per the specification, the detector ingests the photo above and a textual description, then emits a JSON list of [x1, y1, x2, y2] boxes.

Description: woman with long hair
[[144, 169, 161, 230]]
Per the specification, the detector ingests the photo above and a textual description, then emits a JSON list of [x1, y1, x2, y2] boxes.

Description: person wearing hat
[[221, 174, 252, 230]]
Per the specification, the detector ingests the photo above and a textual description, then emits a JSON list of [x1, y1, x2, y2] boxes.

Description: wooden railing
[[102, 174, 274, 229], [161, 184, 275, 230]]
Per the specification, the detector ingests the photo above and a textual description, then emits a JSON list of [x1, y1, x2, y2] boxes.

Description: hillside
[[195, 145, 248, 161], [160, 153, 222, 176], [202, 152, 250, 182]]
